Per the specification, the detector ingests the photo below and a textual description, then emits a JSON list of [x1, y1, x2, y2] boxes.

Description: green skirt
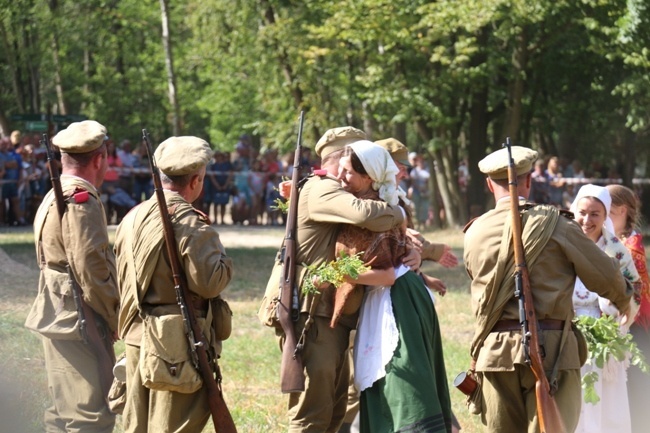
[[360, 271, 452, 433]]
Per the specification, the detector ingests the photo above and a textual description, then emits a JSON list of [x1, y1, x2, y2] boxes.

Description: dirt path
[[210, 224, 285, 249], [0, 247, 33, 275]]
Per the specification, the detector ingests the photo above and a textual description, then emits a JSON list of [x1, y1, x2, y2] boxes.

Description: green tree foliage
[[0, 0, 648, 222]]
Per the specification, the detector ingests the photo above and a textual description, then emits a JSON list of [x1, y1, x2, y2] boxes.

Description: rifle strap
[[548, 315, 573, 395], [118, 204, 146, 336], [296, 292, 322, 354]]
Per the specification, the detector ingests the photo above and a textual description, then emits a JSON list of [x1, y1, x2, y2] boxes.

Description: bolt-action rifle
[[278, 111, 305, 393], [505, 138, 566, 433], [142, 129, 237, 433], [42, 133, 115, 400]]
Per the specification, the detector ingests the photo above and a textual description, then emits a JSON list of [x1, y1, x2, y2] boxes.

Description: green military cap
[[315, 126, 366, 158], [375, 137, 412, 168], [155, 136, 212, 176], [478, 145, 538, 180], [52, 120, 108, 153]]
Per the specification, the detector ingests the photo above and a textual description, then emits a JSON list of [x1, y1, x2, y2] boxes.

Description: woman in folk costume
[[334, 140, 452, 433], [606, 184, 650, 433], [571, 184, 642, 433]]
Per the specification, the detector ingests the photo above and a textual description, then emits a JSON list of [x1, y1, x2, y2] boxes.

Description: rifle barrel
[[278, 112, 306, 393]]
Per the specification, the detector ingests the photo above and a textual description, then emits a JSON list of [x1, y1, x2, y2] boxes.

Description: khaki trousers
[[42, 337, 115, 433], [287, 315, 352, 433], [481, 365, 581, 433], [122, 343, 210, 433]]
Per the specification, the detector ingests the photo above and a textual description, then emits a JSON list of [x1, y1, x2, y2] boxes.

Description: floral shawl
[[624, 232, 650, 330], [599, 228, 642, 320]]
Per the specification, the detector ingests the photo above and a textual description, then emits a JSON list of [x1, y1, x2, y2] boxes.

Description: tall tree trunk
[[467, 27, 490, 218], [393, 122, 407, 144], [51, 35, 67, 115], [160, 0, 181, 135], [433, 147, 459, 227], [260, 1, 320, 140], [0, 106, 10, 137], [501, 28, 528, 143], [441, 144, 466, 226], [0, 21, 25, 113], [414, 120, 460, 228], [621, 128, 635, 187], [261, 1, 304, 109], [23, 21, 40, 113], [80, 49, 90, 113]]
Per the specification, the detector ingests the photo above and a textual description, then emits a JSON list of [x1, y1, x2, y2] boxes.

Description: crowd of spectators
[[529, 155, 627, 209], [0, 130, 323, 226], [1, 129, 637, 227]]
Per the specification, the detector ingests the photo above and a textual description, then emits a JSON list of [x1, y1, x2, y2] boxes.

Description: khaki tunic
[[421, 239, 445, 262], [114, 191, 233, 433], [25, 174, 119, 433], [463, 199, 632, 432], [283, 173, 404, 433], [295, 174, 404, 321]]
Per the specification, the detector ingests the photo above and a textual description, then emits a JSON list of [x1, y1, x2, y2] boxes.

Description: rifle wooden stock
[[505, 138, 566, 433], [142, 130, 237, 433], [42, 134, 115, 400], [278, 111, 305, 393]]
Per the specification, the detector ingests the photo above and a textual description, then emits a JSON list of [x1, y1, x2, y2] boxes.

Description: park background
[[2, 0, 650, 431]]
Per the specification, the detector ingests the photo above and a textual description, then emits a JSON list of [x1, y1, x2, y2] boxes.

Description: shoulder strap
[[117, 204, 146, 334]]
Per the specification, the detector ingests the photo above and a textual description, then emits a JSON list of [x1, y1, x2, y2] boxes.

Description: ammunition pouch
[[139, 313, 203, 394], [210, 296, 233, 341]]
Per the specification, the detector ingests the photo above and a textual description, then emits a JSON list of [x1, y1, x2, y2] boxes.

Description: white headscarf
[[570, 183, 615, 236], [349, 140, 400, 206]]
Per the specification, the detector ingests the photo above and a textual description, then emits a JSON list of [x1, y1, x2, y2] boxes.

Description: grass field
[[0, 224, 487, 432]]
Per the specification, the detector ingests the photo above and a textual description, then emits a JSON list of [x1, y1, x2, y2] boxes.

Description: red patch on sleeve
[[73, 190, 89, 204]]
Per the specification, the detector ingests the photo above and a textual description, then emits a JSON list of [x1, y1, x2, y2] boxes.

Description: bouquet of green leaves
[[574, 314, 649, 404], [301, 251, 370, 295], [271, 176, 290, 214], [272, 197, 289, 214]]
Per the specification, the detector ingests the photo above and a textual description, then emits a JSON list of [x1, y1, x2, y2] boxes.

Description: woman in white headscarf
[[334, 140, 452, 433], [571, 184, 641, 433]]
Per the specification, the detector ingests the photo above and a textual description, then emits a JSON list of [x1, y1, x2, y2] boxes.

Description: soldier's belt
[[491, 319, 564, 332]]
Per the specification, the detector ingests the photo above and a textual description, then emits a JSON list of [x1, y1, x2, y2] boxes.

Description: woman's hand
[[420, 272, 447, 296], [402, 247, 421, 272], [346, 268, 396, 287], [279, 180, 292, 199], [309, 275, 330, 291], [437, 245, 459, 268]]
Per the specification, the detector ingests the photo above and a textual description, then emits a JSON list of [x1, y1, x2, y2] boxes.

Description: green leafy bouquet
[[574, 314, 649, 404], [301, 251, 370, 295], [271, 176, 290, 214]]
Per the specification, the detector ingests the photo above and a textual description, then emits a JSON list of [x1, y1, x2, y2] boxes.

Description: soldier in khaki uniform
[[463, 145, 633, 432], [263, 126, 407, 433], [114, 136, 233, 433], [25, 120, 119, 432]]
